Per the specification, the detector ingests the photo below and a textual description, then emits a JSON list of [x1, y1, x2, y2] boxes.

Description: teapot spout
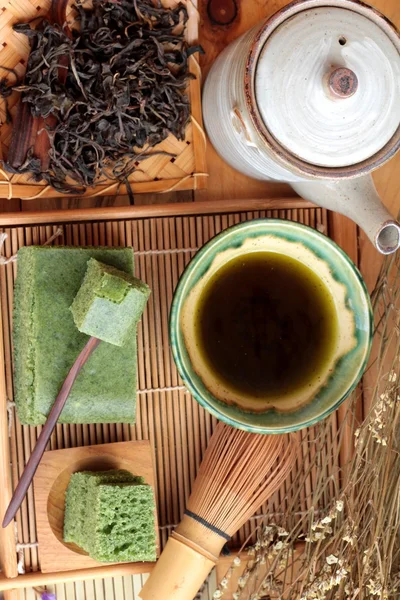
[[292, 175, 400, 255]]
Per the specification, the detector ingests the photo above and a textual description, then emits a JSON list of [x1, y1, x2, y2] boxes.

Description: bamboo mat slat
[[0, 205, 341, 594]]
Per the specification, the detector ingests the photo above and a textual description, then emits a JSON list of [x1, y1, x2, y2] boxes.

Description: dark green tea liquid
[[196, 252, 338, 399]]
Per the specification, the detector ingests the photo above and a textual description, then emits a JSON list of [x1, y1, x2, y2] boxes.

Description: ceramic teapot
[[202, 0, 400, 254]]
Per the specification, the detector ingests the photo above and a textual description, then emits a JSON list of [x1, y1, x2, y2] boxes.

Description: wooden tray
[[34, 441, 158, 574], [0, 0, 207, 200], [0, 198, 352, 593]]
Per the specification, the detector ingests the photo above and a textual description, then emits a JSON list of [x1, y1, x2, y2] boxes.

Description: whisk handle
[[139, 535, 216, 600]]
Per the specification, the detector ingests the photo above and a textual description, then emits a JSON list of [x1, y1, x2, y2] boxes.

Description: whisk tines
[[186, 423, 297, 537]]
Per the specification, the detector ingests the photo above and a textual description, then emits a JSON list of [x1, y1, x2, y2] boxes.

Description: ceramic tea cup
[[170, 220, 372, 434]]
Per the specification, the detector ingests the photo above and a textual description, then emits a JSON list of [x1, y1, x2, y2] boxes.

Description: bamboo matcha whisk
[[140, 422, 296, 600]]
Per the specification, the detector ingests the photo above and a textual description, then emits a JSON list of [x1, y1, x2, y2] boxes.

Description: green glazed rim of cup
[[169, 219, 373, 434]]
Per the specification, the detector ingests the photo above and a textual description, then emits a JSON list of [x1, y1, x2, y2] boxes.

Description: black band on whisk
[[184, 509, 231, 541]]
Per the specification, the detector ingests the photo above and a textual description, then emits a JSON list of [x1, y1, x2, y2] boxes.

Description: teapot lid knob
[[328, 68, 358, 99]]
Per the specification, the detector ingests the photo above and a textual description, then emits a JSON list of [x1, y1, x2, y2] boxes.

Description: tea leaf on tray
[[2, 0, 195, 194]]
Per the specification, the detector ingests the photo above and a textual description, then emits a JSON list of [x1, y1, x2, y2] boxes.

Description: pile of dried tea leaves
[[1, 0, 195, 194]]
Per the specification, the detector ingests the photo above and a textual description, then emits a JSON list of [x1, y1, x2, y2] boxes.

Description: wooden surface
[[3, 590, 19, 600], [34, 441, 158, 575], [0, 197, 312, 226], [0, 1, 399, 597]]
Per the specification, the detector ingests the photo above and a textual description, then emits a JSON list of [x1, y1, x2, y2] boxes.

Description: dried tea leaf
[[3, 0, 196, 194]]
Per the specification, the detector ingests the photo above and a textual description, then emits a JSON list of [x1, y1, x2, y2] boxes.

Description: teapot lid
[[254, 5, 400, 169]]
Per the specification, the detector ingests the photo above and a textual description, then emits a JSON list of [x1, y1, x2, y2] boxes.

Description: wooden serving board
[[34, 441, 159, 574]]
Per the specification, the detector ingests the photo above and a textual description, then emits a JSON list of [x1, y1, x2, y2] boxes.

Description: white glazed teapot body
[[202, 0, 400, 254]]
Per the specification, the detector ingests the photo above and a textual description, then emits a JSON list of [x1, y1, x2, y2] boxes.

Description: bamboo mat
[[6, 572, 216, 600], [0, 205, 341, 584]]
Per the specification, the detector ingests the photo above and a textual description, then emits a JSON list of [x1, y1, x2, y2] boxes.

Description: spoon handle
[[2, 336, 101, 529]]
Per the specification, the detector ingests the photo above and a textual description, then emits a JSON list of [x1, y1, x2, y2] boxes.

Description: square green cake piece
[[64, 469, 156, 564], [87, 482, 157, 563], [71, 259, 150, 347], [64, 470, 143, 549], [13, 246, 138, 425]]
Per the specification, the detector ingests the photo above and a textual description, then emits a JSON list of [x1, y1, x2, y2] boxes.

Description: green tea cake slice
[[64, 470, 143, 549], [13, 246, 138, 425], [79, 470, 145, 552], [87, 482, 157, 563], [63, 471, 88, 546], [71, 259, 150, 347]]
